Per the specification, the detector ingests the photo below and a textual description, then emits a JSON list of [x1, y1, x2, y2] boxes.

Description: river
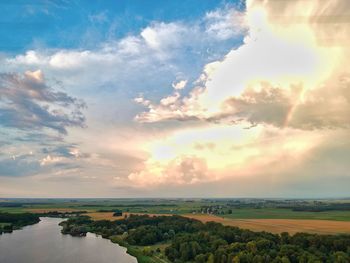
[[0, 217, 137, 263]]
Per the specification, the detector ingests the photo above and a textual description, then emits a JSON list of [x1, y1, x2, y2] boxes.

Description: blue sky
[[0, 0, 244, 52], [1, 0, 350, 198]]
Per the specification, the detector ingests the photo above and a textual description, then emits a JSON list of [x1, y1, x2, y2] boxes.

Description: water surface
[[0, 217, 137, 263]]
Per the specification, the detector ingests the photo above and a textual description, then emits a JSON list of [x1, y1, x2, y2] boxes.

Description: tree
[[207, 253, 214, 263]]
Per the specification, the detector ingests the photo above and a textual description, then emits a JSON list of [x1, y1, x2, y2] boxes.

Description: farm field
[[184, 214, 350, 235], [222, 208, 350, 221], [86, 212, 123, 220], [79, 212, 350, 235], [16, 206, 350, 222], [2, 198, 350, 235]]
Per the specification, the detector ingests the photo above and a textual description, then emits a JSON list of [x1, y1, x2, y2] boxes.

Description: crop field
[[82, 212, 350, 235], [184, 214, 350, 235], [2, 198, 350, 235], [86, 212, 123, 220], [8, 206, 350, 222], [221, 208, 350, 221]]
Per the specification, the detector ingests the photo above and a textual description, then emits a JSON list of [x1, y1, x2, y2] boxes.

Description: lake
[[0, 217, 137, 263]]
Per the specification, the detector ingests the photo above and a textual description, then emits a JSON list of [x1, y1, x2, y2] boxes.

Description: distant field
[[2, 207, 347, 221], [3, 199, 350, 235], [86, 212, 123, 220], [87, 212, 171, 221], [83, 212, 350, 235], [25, 208, 82, 213], [184, 214, 350, 235], [221, 208, 350, 221], [0, 207, 27, 213]]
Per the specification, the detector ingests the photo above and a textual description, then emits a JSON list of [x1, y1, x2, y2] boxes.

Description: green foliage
[[0, 212, 40, 233]]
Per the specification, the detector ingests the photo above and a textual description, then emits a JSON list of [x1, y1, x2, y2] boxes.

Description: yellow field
[[86, 212, 123, 220], [184, 214, 350, 235]]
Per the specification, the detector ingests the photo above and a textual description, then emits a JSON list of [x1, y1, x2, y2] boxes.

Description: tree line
[[0, 212, 40, 233]]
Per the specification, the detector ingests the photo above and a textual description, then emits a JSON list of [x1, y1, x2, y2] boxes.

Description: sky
[[0, 0, 349, 198]]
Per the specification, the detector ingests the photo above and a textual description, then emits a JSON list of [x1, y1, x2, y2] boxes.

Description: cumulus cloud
[[5, 1, 349, 197], [127, 123, 322, 187], [1, 11, 245, 180], [129, 155, 210, 186], [128, 0, 350, 189], [0, 4, 249, 193], [0, 70, 86, 134], [135, 0, 350, 130], [4, 6, 245, 93]]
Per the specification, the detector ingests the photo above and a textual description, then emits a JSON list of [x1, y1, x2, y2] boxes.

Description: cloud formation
[[0, 153, 40, 177], [205, 6, 247, 40], [129, 155, 209, 186], [129, 0, 350, 190], [0, 70, 85, 134], [0, 6, 245, 182], [135, 0, 350, 130], [2, 1, 350, 197]]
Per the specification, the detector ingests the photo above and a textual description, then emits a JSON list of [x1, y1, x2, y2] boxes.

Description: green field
[[0, 198, 207, 215], [222, 208, 350, 221], [2, 198, 350, 222]]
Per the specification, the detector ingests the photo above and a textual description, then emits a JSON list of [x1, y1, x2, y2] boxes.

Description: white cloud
[[4, 6, 246, 99], [129, 155, 210, 186], [205, 6, 247, 40], [141, 22, 186, 50], [135, 0, 348, 130], [128, 0, 350, 193], [172, 79, 187, 90]]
